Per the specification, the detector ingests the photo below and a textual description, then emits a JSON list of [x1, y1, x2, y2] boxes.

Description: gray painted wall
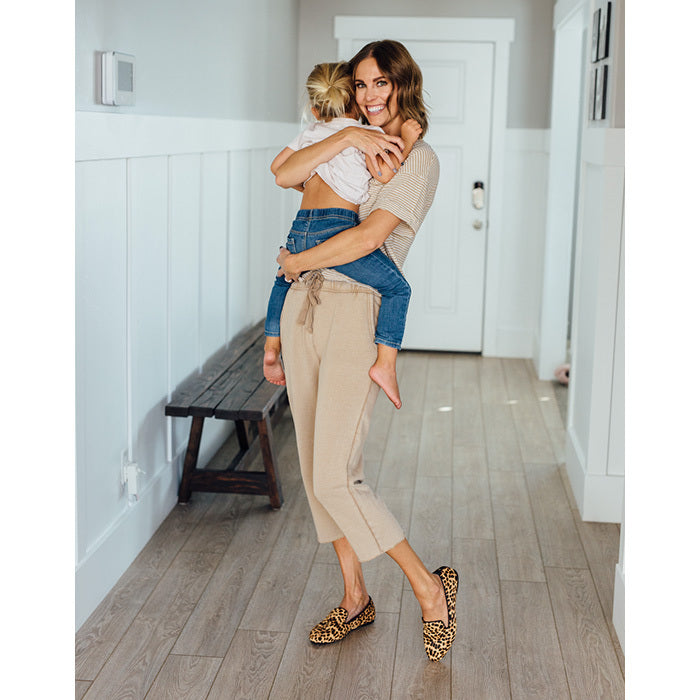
[[76, 0, 300, 121], [297, 0, 556, 128]]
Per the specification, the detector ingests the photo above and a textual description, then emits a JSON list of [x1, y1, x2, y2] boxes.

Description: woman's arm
[[273, 127, 406, 189], [277, 208, 402, 278]]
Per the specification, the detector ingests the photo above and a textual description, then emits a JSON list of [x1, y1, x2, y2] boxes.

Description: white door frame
[[335, 16, 515, 356], [534, 0, 587, 378]]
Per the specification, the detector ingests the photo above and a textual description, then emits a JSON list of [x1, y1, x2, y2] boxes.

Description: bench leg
[[235, 419, 250, 451], [179, 416, 205, 504], [258, 415, 284, 509]]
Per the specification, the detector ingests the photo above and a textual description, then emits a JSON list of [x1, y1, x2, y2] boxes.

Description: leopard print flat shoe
[[309, 597, 376, 645], [422, 566, 459, 661]]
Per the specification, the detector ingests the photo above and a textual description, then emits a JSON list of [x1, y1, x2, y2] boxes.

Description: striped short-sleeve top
[[320, 139, 440, 286]]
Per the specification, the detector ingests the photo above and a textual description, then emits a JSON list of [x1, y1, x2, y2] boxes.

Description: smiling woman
[[265, 40, 460, 663]]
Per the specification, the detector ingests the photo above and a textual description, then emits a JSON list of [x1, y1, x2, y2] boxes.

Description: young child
[[263, 61, 421, 409]]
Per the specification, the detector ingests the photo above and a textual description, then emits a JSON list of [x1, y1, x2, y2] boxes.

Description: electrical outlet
[[125, 463, 140, 500], [120, 449, 129, 485]]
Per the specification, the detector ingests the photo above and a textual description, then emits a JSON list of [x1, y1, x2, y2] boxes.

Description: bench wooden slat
[[189, 337, 265, 417], [165, 320, 265, 417], [216, 378, 286, 421], [213, 343, 270, 418]]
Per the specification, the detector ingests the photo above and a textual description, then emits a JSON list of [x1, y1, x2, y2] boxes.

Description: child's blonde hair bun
[[305, 62, 354, 121]]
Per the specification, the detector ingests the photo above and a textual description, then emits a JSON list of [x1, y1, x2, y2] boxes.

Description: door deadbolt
[[473, 219, 484, 230], [472, 181, 485, 210]]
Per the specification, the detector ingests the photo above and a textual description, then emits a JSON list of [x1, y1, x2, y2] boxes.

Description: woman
[[273, 40, 458, 662]]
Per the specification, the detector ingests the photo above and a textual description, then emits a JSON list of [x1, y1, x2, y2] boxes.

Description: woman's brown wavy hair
[[348, 40, 429, 137]]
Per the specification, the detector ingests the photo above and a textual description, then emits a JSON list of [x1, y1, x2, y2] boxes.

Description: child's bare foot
[[263, 338, 286, 385], [369, 363, 401, 409]]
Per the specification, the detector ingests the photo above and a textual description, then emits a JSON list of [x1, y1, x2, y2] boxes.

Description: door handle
[[472, 181, 484, 210]]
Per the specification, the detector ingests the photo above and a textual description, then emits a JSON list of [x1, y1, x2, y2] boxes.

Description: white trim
[[76, 112, 298, 161], [565, 431, 623, 522], [75, 459, 179, 629], [612, 561, 625, 653], [480, 29, 514, 357], [553, 0, 587, 29], [334, 16, 515, 43]]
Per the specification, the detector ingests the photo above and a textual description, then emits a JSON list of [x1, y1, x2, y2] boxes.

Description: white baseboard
[[75, 458, 180, 630], [565, 431, 623, 522], [612, 562, 625, 654], [76, 418, 236, 631], [484, 326, 534, 359]]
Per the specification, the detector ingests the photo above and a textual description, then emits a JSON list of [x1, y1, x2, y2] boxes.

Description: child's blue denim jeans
[[264, 207, 410, 349]]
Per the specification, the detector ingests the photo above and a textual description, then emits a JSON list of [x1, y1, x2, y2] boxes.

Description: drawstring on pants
[[297, 270, 324, 332]]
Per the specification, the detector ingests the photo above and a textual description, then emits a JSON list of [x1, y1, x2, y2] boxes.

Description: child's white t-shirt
[[287, 117, 384, 205]]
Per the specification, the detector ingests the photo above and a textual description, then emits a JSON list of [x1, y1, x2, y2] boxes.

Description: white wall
[[495, 129, 551, 357], [75, 0, 303, 631], [564, 132, 624, 523], [534, 0, 587, 380], [75, 114, 300, 630], [76, 0, 300, 121], [298, 0, 555, 128], [563, 0, 624, 524]]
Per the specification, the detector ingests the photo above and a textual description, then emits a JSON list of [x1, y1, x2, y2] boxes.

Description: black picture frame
[[591, 8, 601, 62], [589, 68, 598, 121], [594, 64, 608, 120], [597, 2, 612, 61]]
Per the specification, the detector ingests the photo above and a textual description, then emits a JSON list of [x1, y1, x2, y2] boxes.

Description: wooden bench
[[165, 319, 286, 509]]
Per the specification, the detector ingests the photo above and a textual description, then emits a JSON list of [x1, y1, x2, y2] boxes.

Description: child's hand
[[400, 119, 422, 145]]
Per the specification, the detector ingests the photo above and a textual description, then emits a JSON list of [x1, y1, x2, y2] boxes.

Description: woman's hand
[[343, 127, 405, 173], [277, 247, 300, 282]]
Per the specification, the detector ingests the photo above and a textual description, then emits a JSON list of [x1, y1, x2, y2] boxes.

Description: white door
[[341, 38, 494, 351]]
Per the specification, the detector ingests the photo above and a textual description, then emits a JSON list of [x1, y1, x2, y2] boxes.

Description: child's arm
[[270, 147, 304, 192], [273, 127, 405, 189], [364, 120, 422, 184]]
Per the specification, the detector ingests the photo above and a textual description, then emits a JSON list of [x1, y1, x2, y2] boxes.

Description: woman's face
[[353, 57, 402, 135]]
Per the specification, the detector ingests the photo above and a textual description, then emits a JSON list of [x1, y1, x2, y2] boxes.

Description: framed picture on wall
[[594, 64, 608, 120], [597, 2, 612, 60], [591, 8, 601, 62], [589, 68, 598, 121]]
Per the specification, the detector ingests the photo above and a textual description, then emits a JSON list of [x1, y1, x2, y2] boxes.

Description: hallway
[[76, 352, 624, 699]]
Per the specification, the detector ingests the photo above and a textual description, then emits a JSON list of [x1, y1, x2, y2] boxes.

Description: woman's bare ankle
[[341, 590, 370, 620], [417, 573, 447, 625]]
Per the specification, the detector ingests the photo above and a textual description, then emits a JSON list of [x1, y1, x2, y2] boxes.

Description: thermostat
[[101, 51, 135, 106]]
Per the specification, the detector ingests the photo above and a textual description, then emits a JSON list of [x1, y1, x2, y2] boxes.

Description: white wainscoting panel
[[75, 113, 299, 629], [228, 151, 253, 336], [76, 159, 128, 555], [200, 152, 230, 363], [565, 127, 624, 523], [129, 157, 169, 475], [489, 129, 550, 358]]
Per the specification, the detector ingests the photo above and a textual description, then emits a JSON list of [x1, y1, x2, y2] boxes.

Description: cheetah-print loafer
[[422, 566, 459, 661], [309, 597, 376, 644]]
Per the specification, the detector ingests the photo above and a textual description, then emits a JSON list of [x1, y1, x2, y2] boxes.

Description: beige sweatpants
[[280, 274, 405, 562]]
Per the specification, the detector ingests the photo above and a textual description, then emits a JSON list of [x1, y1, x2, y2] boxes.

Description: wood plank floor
[[76, 353, 624, 699]]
